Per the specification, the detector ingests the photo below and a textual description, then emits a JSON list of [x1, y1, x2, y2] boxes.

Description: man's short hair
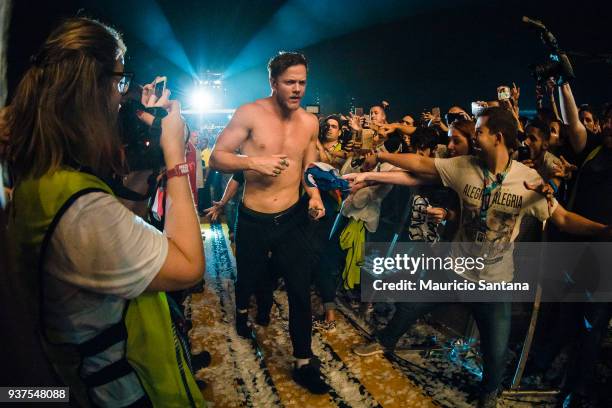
[[579, 104, 598, 121], [526, 118, 551, 142], [325, 115, 341, 126], [479, 107, 519, 150], [411, 127, 438, 151], [268, 52, 308, 79]]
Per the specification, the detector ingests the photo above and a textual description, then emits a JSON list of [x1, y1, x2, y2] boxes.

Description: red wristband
[[166, 162, 193, 179]]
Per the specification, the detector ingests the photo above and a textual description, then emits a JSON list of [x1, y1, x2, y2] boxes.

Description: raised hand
[[511, 82, 521, 105], [141, 76, 171, 109], [249, 154, 290, 177], [348, 113, 362, 131], [377, 124, 396, 138], [133, 98, 185, 161], [524, 180, 555, 213], [342, 140, 355, 153], [552, 155, 578, 180]]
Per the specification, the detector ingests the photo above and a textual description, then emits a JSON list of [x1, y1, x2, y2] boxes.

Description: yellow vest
[[9, 168, 205, 407]]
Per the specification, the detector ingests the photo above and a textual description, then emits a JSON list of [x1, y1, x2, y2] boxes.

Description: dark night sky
[[7, 0, 612, 120]]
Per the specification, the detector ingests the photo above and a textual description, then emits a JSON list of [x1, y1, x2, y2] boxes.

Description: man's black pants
[[235, 198, 318, 359]]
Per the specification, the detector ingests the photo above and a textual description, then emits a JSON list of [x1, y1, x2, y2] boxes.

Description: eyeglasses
[[109, 71, 134, 95]]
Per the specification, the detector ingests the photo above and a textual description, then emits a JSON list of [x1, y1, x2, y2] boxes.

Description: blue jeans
[[377, 301, 511, 393]]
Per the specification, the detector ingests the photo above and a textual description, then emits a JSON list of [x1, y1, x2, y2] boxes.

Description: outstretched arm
[[343, 170, 436, 194], [550, 204, 609, 237], [344, 170, 436, 186], [376, 151, 441, 180]]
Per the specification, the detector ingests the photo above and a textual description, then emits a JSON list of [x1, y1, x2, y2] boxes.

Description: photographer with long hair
[[5, 17, 205, 407]]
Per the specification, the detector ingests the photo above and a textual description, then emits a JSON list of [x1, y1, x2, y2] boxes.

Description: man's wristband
[[547, 179, 559, 196]]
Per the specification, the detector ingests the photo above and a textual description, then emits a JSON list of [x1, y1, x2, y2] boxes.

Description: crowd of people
[[1, 15, 611, 408]]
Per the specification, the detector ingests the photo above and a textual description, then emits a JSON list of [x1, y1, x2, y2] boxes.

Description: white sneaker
[[313, 319, 337, 333]]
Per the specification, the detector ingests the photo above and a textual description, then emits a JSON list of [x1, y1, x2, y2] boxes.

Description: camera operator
[[554, 83, 612, 407], [5, 18, 205, 407]]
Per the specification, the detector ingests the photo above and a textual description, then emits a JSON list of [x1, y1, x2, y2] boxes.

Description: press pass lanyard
[[479, 159, 512, 229]]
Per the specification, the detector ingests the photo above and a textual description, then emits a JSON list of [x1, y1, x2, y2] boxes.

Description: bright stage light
[[191, 89, 214, 112]]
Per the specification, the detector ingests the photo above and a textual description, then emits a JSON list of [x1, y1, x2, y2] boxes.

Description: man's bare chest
[[244, 118, 311, 156]]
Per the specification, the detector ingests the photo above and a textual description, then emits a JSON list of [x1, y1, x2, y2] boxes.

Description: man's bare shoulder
[[235, 99, 268, 117], [298, 109, 319, 130]]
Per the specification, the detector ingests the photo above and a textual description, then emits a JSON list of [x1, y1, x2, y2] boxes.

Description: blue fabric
[[304, 163, 350, 195]]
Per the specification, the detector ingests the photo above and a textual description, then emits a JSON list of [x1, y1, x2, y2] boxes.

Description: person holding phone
[[347, 107, 611, 408], [154, 76, 167, 99], [6, 18, 205, 407]]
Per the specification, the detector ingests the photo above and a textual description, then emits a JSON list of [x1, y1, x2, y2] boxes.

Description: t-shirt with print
[[434, 155, 558, 282]]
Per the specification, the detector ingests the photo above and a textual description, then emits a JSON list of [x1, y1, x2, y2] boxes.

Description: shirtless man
[[209, 52, 329, 394]]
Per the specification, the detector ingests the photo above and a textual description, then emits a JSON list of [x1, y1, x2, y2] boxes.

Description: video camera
[[523, 16, 575, 85], [118, 97, 165, 172]]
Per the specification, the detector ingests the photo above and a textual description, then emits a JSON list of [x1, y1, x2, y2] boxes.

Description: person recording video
[[5, 17, 205, 407]]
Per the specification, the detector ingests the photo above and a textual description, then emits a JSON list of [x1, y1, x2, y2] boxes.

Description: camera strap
[[148, 115, 163, 141], [106, 174, 160, 202]]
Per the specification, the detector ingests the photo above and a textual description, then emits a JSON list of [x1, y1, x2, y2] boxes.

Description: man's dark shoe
[[236, 311, 252, 339], [192, 350, 211, 370], [292, 361, 330, 394], [477, 389, 498, 408]]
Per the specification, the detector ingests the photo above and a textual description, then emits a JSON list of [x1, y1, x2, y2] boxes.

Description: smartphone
[[354, 107, 364, 116], [517, 145, 531, 161], [154, 76, 167, 99], [432, 107, 441, 118], [497, 86, 511, 101], [361, 129, 374, 150], [471, 101, 488, 117]]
